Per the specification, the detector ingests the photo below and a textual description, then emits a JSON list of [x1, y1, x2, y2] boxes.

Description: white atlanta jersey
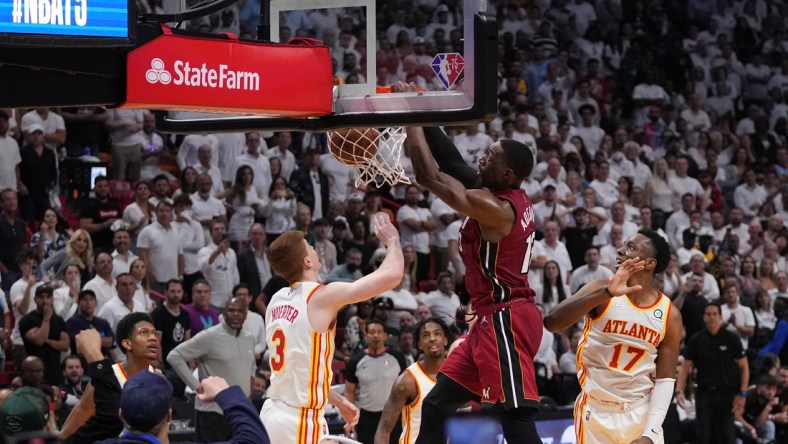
[[400, 362, 436, 444], [576, 292, 673, 404], [265, 281, 335, 409]]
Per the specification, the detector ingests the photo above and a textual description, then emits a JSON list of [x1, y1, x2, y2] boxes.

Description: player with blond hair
[[261, 213, 403, 444]]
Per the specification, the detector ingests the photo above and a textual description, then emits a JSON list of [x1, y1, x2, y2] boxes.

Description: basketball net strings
[[343, 127, 412, 188]]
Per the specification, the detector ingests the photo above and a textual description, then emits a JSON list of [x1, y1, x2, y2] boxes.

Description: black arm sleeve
[[422, 127, 481, 190]]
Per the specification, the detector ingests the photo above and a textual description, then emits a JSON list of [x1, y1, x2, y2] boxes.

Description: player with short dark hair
[[60, 313, 160, 444], [394, 81, 542, 443], [375, 318, 451, 444], [544, 229, 682, 444]]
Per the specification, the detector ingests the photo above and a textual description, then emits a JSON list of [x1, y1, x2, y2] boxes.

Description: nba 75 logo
[[431, 53, 465, 90]]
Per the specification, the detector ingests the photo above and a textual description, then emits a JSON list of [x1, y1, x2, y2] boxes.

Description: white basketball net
[[328, 126, 412, 188]]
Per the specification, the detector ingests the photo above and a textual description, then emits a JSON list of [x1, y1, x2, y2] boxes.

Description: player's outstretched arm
[[421, 126, 480, 189], [544, 258, 645, 332], [402, 126, 514, 241], [309, 213, 403, 331], [374, 372, 415, 444]]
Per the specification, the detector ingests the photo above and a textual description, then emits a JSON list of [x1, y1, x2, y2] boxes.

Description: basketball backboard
[[154, 0, 498, 133]]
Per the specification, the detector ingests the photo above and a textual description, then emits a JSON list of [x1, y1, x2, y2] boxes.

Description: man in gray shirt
[[345, 319, 407, 444], [167, 297, 255, 442]]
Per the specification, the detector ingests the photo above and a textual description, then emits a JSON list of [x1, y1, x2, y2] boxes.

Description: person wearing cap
[[19, 122, 58, 222], [65, 289, 115, 357], [411, 36, 432, 65], [20, 108, 66, 152], [344, 192, 365, 221], [0, 386, 52, 437], [0, 110, 21, 194], [345, 318, 407, 444], [532, 183, 567, 234], [18, 285, 70, 386], [261, 213, 402, 443], [60, 313, 160, 443], [95, 373, 268, 444]]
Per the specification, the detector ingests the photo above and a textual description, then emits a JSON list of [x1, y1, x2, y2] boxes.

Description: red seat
[[418, 279, 438, 293], [331, 360, 346, 384], [334, 327, 347, 351], [59, 195, 81, 230]]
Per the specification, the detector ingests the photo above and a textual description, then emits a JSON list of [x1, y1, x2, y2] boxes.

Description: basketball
[[328, 128, 380, 166]]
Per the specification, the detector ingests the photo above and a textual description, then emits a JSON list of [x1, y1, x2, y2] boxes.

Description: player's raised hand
[[75, 329, 104, 363], [373, 212, 399, 247], [390, 81, 420, 93], [607, 257, 645, 296]]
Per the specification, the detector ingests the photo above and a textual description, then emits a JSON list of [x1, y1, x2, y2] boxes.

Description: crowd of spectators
[[2, 0, 788, 442]]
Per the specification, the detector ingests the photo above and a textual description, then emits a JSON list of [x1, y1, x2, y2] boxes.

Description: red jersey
[[459, 188, 536, 308]]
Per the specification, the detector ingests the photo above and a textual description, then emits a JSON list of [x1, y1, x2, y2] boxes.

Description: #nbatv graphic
[[431, 53, 465, 90]]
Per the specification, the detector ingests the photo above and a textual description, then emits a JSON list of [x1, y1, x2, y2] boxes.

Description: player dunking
[[261, 212, 403, 444], [393, 82, 543, 443], [374, 318, 452, 444], [544, 230, 683, 444]]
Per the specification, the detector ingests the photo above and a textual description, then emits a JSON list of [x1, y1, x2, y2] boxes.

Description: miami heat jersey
[[265, 281, 335, 410], [577, 293, 673, 403], [459, 188, 536, 308], [400, 362, 436, 444]]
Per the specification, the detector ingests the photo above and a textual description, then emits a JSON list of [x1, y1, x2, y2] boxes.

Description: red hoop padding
[[123, 26, 334, 116]]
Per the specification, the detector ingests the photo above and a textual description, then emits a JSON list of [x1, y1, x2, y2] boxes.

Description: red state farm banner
[[123, 27, 333, 117]]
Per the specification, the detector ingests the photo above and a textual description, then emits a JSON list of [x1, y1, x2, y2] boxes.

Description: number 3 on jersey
[[270, 328, 286, 372]]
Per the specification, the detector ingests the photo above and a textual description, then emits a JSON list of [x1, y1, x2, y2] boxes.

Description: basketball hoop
[[328, 126, 412, 188]]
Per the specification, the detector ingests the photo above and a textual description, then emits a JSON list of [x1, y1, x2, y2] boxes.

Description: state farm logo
[[143, 57, 260, 91], [146, 58, 172, 85]]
